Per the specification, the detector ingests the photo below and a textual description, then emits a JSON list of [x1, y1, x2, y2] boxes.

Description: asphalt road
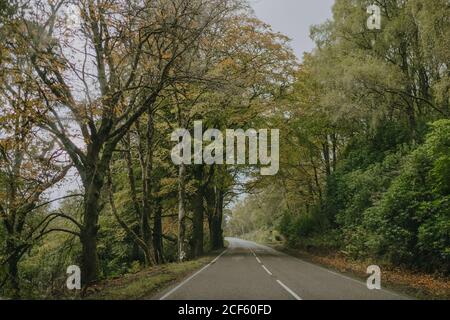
[[155, 237, 409, 300]]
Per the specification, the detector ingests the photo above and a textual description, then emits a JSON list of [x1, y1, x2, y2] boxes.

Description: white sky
[[249, 0, 335, 59]]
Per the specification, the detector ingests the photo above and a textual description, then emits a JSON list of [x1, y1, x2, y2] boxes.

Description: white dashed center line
[[277, 280, 302, 300], [262, 265, 273, 276], [252, 249, 303, 300]]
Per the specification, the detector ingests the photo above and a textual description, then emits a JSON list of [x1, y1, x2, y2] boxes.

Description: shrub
[[360, 120, 450, 272]]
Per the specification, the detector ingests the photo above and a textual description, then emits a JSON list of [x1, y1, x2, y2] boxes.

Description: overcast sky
[[249, 0, 335, 59]]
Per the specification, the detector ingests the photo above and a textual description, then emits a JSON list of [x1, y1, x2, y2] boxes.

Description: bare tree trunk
[[210, 187, 224, 250], [400, 41, 417, 141], [322, 136, 331, 177], [124, 133, 141, 221], [153, 202, 164, 264], [5, 240, 19, 298], [107, 171, 153, 265], [205, 185, 215, 249], [136, 112, 156, 266], [140, 201, 153, 263], [311, 155, 322, 200], [81, 176, 102, 286], [80, 145, 114, 286], [177, 162, 187, 261], [124, 133, 143, 262], [331, 133, 337, 172], [192, 166, 204, 257]]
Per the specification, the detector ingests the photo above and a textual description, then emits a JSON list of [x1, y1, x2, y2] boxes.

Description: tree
[[0, 55, 73, 297], [7, 0, 238, 285], [229, 0, 450, 275], [171, 13, 297, 255]]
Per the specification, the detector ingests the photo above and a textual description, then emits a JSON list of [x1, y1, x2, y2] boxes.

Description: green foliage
[[278, 211, 340, 251], [97, 214, 136, 278], [335, 147, 409, 227], [273, 120, 450, 274], [17, 234, 80, 299], [277, 203, 331, 245], [314, 120, 450, 272], [358, 120, 450, 272], [235, 0, 450, 277], [279, 212, 315, 244], [2, 0, 449, 299], [0, 0, 15, 18], [225, 186, 286, 238], [340, 121, 412, 171]]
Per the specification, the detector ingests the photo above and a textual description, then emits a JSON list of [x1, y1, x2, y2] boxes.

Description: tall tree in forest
[[0, 59, 73, 297], [310, 0, 449, 138], [8, 0, 237, 285]]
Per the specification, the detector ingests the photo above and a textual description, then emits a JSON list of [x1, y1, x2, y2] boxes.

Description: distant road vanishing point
[[154, 237, 410, 300]]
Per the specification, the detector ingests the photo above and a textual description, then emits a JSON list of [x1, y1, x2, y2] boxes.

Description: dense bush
[[278, 120, 450, 274], [278, 208, 329, 247], [360, 120, 450, 272]]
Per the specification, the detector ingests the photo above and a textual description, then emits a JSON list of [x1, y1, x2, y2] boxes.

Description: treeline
[[0, 0, 296, 298], [228, 0, 450, 274]]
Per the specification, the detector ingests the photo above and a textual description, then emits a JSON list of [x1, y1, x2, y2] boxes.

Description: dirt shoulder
[[273, 244, 450, 300]]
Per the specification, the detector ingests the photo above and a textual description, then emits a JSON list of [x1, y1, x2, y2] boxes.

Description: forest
[[227, 0, 450, 279], [0, 0, 449, 299]]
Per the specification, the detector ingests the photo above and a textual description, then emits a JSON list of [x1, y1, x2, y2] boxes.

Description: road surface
[[155, 237, 409, 300]]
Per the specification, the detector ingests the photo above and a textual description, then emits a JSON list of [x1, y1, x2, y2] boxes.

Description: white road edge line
[[256, 257, 262, 264], [159, 249, 228, 300], [248, 242, 406, 299], [276, 280, 302, 300], [262, 265, 272, 276], [283, 251, 406, 298]]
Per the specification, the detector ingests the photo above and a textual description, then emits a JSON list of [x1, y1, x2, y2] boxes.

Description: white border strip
[[159, 249, 228, 300]]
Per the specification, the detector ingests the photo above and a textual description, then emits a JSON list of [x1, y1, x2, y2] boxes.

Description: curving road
[[155, 237, 409, 300]]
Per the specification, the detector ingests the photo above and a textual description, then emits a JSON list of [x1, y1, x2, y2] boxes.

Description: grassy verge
[[85, 253, 220, 300], [274, 245, 450, 300]]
